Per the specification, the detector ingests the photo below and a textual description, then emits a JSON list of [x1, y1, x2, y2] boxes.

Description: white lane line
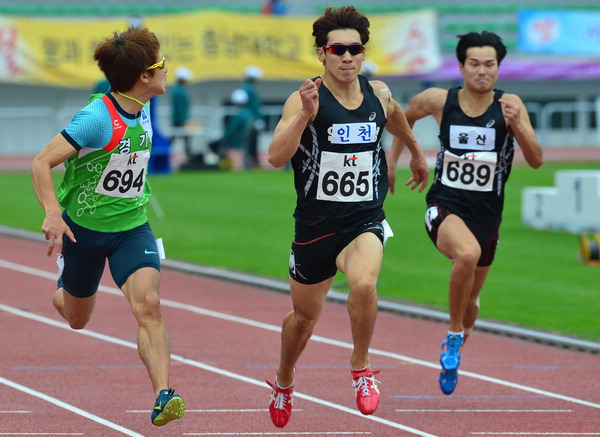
[[0, 259, 600, 409], [126, 408, 291, 413], [0, 377, 143, 437], [183, 433, 372, 436], [0, 434, 84, 436], [2, 259, 600, 411], [471, 431, 600, 437], [2, 258, 599, 429], [396, 409, 572, 413], [0, 302, 437, 437]]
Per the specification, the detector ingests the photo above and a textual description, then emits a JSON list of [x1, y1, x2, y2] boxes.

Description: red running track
[[1, 233, 599, 436]]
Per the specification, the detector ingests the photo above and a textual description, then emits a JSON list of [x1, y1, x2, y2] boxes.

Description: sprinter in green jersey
[[31, 27, 185, 427]]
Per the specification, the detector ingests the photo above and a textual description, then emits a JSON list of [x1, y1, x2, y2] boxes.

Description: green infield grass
[[1, 161, 598, 341]]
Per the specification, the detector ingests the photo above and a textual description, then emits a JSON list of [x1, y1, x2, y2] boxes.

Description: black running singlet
[[291, 75, 388, 236], [426, 86, 515, 220]]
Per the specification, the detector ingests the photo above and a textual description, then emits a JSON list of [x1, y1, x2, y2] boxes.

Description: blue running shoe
[[439, 369, 458, 395], [439, 333, 463, 395], [440, 333, 463, 371], [151, 388, 186, 426]]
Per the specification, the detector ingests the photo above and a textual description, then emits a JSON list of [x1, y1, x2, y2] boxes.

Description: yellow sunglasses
[[147, 57, 165, 70]]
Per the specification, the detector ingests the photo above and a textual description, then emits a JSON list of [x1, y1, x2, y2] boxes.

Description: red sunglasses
[[321, 44, 365, 56]]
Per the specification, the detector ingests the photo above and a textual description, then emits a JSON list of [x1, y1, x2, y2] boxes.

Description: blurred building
[[1, 0, 599, 159]]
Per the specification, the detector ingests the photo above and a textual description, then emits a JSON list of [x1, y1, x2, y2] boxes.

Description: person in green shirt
[[171, 66, 193, 157], [208, 88, 255, 169], [30, 26, 185, 427], [242, 65, 265, 169]]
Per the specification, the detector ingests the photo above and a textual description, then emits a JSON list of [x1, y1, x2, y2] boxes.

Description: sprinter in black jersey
[[265, 6, 429, 428], [389, 31, 543, 396]]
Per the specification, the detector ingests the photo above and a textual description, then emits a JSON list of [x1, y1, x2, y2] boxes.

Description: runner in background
[[388, 30, 543, 396]]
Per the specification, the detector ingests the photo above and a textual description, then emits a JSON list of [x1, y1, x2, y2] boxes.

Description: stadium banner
[[0, 9, 440, 88], [518, 10, 600, 56]]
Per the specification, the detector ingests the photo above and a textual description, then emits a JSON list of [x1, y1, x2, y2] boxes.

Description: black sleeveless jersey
[[426, 86, 515, 220], [291, 75, 388, 237]]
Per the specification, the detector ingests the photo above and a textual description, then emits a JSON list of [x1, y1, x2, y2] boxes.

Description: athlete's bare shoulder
[[369, 79, 392, 102]]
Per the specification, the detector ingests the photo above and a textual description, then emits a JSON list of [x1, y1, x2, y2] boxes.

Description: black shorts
[[58, 211, 161, 298], [289, 221, 385, 285], [425, 204, 501, 267]]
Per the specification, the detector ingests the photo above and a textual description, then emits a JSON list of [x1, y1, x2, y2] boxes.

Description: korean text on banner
[[0, 9, 441, 88]]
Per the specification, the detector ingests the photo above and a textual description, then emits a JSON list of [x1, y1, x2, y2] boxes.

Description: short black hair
[[312, 5, 370, 48], [456, 31, 507, 65], [94, 27, 160, 93]]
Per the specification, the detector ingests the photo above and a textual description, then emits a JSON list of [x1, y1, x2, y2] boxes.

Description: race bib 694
[[96, 150, 150, 198]]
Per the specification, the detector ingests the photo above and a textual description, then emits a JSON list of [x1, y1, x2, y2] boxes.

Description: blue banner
[[518, 10, 600, 55]]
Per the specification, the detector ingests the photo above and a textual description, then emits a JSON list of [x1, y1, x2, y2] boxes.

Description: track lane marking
[[0, 377, 143, 437], [0, 302, 437, 437], [2, 258, 600, 430], [471, 431, 600, 437], [396, 409, 572, 413], [182, 433, 373, 436], [2, 258, 600, 411]]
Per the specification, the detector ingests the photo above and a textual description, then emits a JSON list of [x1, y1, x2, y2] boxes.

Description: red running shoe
[[266, 380, 294, 427], [351, 367, 381, 415]]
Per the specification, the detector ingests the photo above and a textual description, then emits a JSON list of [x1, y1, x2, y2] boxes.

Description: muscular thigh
[[425, 205, 501, 267], [289, 222, 385, 285], [336, 231, 383, 278], [289, 233, 339, 285], [107, 222, 161, 288], [289, 276, 334, 321], [59, 211, 112, 298]]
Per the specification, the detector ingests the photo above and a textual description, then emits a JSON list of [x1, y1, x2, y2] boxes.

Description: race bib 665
[[317, 151, 373, 202]]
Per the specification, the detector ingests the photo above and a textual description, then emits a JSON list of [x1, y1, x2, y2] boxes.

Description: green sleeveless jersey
[[57, 95, 153, 232]]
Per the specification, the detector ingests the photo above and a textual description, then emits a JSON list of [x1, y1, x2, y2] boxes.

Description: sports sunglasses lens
[[328, 46, 345, 55], [326, 45, 363, 55], [348, 45, 363, 55]]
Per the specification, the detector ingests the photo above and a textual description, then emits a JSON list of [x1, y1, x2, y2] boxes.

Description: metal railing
[[1, 100, 598, 157]]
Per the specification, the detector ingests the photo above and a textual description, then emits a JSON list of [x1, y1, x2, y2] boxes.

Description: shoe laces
[[445, 335, 463, 357], [352, 369, 380, 396], [267, 380, 293, 410]]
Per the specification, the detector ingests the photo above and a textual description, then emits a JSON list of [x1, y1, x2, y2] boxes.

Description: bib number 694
[[102, 168, 145, 194], [96, 150, 149, 198]]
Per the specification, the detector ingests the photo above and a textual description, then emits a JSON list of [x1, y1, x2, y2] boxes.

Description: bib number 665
[[321, 170, 370, 198]]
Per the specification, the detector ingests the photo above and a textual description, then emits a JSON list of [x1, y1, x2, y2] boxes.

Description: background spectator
[[242, 65, 264, 169], [171, 66, 193, 158]]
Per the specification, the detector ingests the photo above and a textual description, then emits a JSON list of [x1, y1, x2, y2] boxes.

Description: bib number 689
[[445, 161, 491, 187]]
